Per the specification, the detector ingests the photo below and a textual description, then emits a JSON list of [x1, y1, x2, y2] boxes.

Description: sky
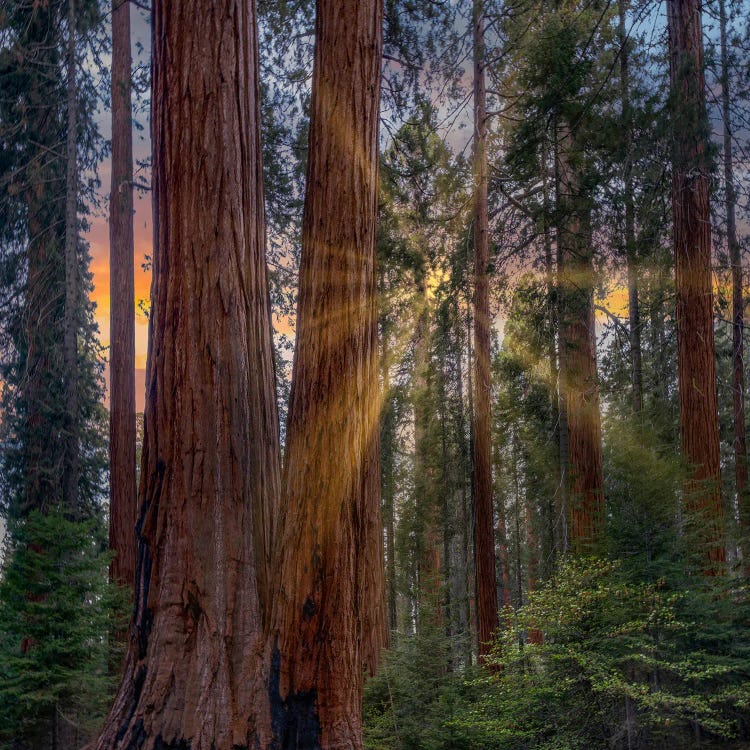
[[88, 5, 152, 412], [85, 2, 747, 415]]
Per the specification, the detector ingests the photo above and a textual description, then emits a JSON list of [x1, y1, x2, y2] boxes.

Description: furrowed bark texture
[[270, 1, 385, 746], [556, 129, 605, 553], [472, 0, 499, 661], [95, 0, 281, 746], [667, 0, 725, 568], [109, 0, 137, 590], [719, 0, 749, 554]]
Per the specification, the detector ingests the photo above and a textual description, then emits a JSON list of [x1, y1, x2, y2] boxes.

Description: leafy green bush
[[451, 558, 750, 749]]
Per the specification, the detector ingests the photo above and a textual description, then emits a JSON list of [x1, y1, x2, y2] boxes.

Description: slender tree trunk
[[618, 0, 643, 414], [542, 143, 560, 572], [381, 329, 398, 632], [472, 0, 499, 661], [552, 133, 570, 557], [63, 0, 79, 511], [109, 0, 137, 591], [495, 462, 512, 610], [556, 126, 605, 553], [524, 469, 542, 643], [719, 0, 749, 563], [667, 0, 726, 570], [414, 282, 441, 612], [269, 1, 385, 746], [95, 0, 281, 744], [454, 301, 473, 666], [439, 349, 454, 652], [467, 306, 479, 659]]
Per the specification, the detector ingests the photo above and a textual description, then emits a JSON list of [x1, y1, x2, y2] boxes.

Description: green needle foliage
[[0, 509, 128, 749]]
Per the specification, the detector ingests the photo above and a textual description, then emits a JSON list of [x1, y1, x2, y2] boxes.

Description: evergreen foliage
[[0, 509, 127, 749]]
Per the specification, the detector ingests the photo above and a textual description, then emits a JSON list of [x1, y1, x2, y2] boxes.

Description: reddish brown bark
[[667, 0, 726, 569], [269, 1, 385, 746], [556, 129, 605, 554], [719, 0, 749, 563], [94, 0, 281, 745], [109, 0, 137, 591], [472, 0, 499, 662]]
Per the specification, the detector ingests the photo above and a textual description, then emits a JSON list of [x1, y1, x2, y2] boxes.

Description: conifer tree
[[94, 0, 282, 744], [667, 0, 725, 569]]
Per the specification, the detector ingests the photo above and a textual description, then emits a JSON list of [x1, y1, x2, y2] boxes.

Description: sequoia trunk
[[109, 0, 137, 590], [269, 1, 385, 747], [95, 0, 281, 745], [719, 0, 748, 560], [667, 0, 725, 569], [472, 0, 499, 661], [556, 128, 605, 553]]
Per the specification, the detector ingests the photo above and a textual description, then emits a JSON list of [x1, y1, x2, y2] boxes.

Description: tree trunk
[[109, 0, 137, 591], [454, 300, 474, 666], [524, 470, 542, 643], [269, 1, 385, 746], [95, 0, 281, 744], [381, 329, 398, 632], [466, 307, 479, 659], [719, 0, 749, 565], [63, 0, 79, 511], [618, 0, 643, 415], [667, 0, 726, 570], [556, 127, 605, 553], [414, 282, 441, 613], [472, 0, 499, 661], [542, 142, 560, 572]]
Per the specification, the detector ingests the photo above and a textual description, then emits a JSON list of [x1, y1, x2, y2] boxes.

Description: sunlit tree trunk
[[109, 0, 137, 591], [269, 1, 385, 745], [719, 0, 748, 565], [667, 0, 725, 570], [95, 0, 281, 744], [556, 127, 605, 553], [472, 0, 499, 661]]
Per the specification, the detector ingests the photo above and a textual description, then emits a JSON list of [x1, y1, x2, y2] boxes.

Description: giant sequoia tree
[[108, 0, 137, 591], [94, 0, 281, 744], [270, 0, 386, 746], [472, 0, 500, 659], [666, 0, 725, 569]]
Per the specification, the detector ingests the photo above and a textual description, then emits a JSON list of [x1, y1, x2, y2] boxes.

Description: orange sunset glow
[[87, 177, 152, 412]]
